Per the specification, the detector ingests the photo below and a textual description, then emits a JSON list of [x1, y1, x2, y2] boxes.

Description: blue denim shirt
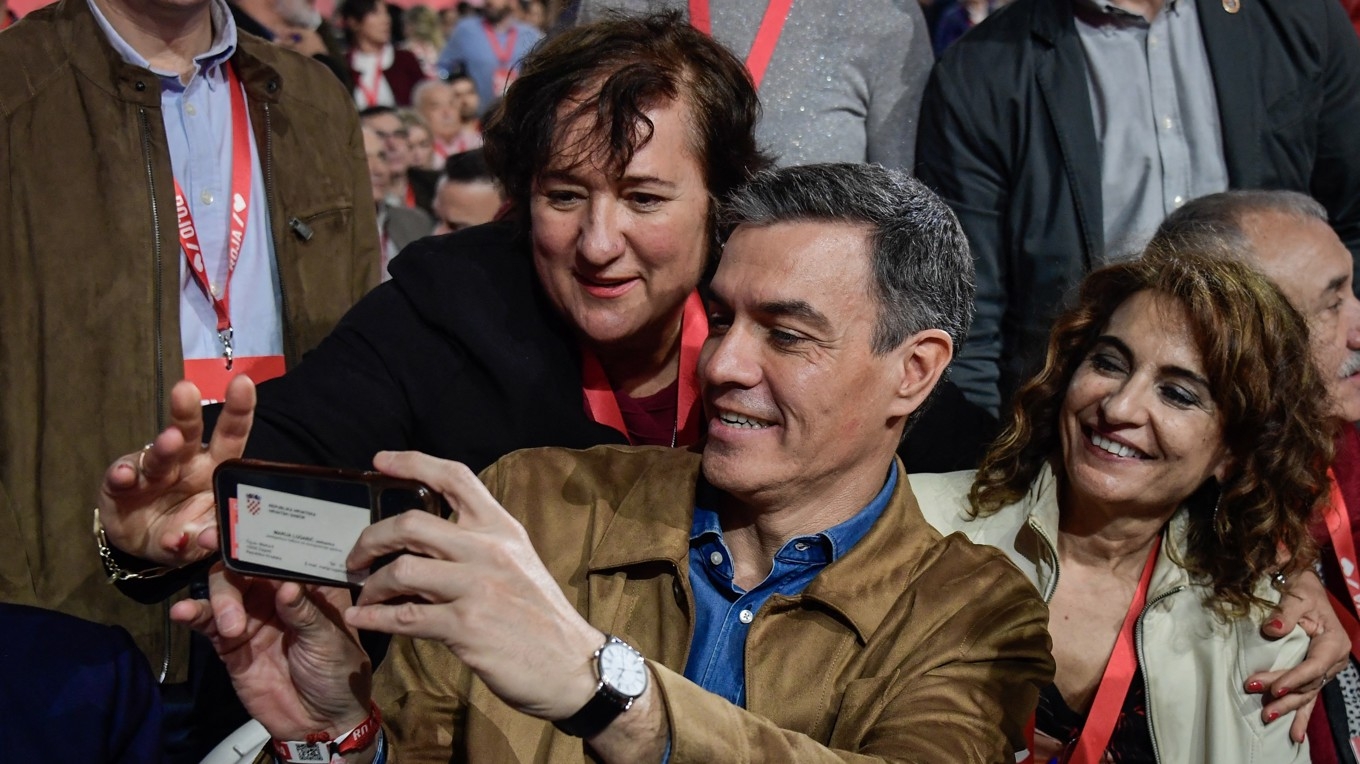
[[682, 462, 898, 706]]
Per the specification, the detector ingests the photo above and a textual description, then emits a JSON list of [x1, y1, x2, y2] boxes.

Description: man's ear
[[886, 329, 954, 420]]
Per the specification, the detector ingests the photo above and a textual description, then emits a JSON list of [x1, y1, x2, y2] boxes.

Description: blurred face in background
[[351, 0, 391, 48], [451, 77, 480, 121], [434, 177, 505, 234], [361, 111, 411, 178], [519, 0, 546, 30], [416, 82, 462, 143], [362, 127, 390, 204], [483, 0, 512, 24], [407, 123, 435, 170]]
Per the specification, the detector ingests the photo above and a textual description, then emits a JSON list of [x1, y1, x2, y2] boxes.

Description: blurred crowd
[[4, 1, 1360, 763]]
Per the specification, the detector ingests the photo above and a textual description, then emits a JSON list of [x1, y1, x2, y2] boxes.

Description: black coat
[[917, 0, 1360, 412]]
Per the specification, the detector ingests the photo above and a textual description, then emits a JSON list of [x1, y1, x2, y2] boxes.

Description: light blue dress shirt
[[89, 0, 284, 371]]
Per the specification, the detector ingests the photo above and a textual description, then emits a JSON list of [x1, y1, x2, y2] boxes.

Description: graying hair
[[720, 163, 975, 355], [1152, 189, 1329, 258], [410, 79, 451, 112]]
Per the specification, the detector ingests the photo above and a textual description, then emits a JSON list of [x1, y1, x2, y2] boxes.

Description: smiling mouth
[[574, 274, 638, 297], [717, 411, 775, 429], [1086, 427, 1150, 459]]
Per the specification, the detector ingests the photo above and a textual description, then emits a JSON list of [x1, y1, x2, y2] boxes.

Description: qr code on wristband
[[293, 745, 327, 762]]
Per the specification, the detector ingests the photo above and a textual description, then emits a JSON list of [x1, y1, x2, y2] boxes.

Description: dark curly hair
[[482, 10, 773, 236], [970, 245, 1334, 617]]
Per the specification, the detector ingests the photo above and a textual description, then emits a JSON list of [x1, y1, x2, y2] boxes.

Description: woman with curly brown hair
[[914, 247, 1336, 763]]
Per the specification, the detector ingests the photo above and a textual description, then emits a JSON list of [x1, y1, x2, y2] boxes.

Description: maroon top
[[350, 47, 427, 107], [614, 379, 680, 447]]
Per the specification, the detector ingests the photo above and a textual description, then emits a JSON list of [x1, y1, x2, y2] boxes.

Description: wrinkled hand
[[96, 376, 257, 566], [344, 451, 605, 722], [171, 563, 372, 741], [1246, 569, 1350, 742]]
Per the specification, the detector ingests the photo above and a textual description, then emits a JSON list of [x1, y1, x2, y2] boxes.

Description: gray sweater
[[563, 0, 930, 171]]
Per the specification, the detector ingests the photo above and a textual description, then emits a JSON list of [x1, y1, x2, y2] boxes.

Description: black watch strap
[[553, 686, 631, 739]]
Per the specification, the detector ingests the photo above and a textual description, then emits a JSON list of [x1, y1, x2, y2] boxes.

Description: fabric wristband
[[272, 702, 382, 763]]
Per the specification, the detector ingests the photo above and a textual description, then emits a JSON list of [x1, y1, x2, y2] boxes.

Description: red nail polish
[[173, 532, 190, 553], [1269, 619, 1284, 631], [1276, 687, 1291, 697], [1246, 680, 1264, 692], [1267, 711, 1280, 723]]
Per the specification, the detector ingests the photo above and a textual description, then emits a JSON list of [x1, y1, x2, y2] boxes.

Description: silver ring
[[1270, 570, 1289, 590]]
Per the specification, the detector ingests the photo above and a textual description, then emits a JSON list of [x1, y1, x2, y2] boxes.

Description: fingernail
[[1266, 711, 1280, 723], [1269, 619, 1284, 631], [173, 532, 190, 553], [1276, 687, 1291, 697], [1246, 680, 1264, 692]]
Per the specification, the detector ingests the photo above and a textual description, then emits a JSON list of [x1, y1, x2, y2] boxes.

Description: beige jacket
[[370, 445, 1055, 763], [911, 468, 1310, 764]]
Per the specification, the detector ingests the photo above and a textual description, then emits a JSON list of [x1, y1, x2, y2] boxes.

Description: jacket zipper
[[137, 106, 174, 685], [1028, 518, 1061, 603], [137, 108, 167, 434], [1135, 584, 1186, 764], [262, 103, 295, 360]]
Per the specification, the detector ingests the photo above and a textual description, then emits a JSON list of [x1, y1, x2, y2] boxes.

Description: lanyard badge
[[173, 63, 253, 371]]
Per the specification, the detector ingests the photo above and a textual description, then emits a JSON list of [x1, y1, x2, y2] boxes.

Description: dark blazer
[[0, 605, 164, 763], [383, 203, 433, 254], [917, 0, 1360, 412]]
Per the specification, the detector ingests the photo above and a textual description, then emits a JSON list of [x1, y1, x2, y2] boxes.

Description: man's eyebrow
[[757, 299, 833, 333], [1323, 274, 1349, 296]]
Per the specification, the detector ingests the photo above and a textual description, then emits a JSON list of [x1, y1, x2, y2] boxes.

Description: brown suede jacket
[[371, 445, 1054, 763], [0, 0, 379, 680]]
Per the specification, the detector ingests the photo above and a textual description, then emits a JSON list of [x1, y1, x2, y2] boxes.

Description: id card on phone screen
[[227, 484, 371, 585]]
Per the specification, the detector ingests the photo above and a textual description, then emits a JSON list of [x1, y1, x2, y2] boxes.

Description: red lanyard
[[350, 50, 384, 107], [688, 0, 794, 90], [482, 21, 518, 70], [580, 291, 706, 447], [1322, 469, 1360, 660], [1066, 536, 1161, 764], [174, 64, 252, 371]]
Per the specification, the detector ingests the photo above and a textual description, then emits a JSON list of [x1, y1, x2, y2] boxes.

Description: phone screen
[[226, 482, 372, 586], [215, 460, 437, 586]]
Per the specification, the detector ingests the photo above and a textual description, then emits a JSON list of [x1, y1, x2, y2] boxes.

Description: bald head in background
[[1154, 190, 1360, 423]]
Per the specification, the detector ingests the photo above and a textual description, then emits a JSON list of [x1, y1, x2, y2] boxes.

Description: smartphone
[[214, 459, 439, 586]]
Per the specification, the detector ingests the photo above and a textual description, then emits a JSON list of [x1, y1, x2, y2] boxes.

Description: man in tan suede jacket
[[167, 163, 1052, 763], [0, 0, 377, 755]]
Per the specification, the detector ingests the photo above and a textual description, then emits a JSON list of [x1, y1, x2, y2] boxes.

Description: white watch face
[[599, 641, 648, 698]]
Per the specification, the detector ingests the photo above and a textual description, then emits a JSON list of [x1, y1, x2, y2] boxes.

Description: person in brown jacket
[[169, 163, 1054, 763], [0, 0, 378, 757]]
